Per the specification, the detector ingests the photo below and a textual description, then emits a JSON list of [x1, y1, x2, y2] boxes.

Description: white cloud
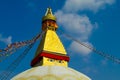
[[63, 0, 115, 12], [54, 0, 115, 55], [55, 11, 94, 41], [69, 41, 92, 55], [0, 34, 12, 45], [55, 10, 95, 55]]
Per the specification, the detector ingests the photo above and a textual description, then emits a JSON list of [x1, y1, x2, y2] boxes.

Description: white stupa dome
[[11, 66, 91, 80]]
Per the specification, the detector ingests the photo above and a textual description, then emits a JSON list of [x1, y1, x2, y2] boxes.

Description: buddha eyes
[[50, 59, 55, 62], [58, 60, 64, 63], [48, 58, 64, 63]]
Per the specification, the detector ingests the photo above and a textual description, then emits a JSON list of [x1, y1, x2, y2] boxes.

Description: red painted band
[[31, 52, 70, 66]]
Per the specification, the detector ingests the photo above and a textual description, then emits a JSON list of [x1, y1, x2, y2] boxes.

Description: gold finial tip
[[45, 8, 52, 16], [42, 8, 56, 21]]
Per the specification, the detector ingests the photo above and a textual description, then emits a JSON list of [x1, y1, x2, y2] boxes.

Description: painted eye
[[58, 60, 64, 63], [49, 59, 55, 62]]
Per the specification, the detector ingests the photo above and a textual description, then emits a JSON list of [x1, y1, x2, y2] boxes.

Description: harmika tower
[[31, 8, 69, 67], [11, 8, 91, 80]]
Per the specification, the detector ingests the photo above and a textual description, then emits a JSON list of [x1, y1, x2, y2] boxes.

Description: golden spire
[[31, 8, 69, 67], [42, 8, 56, 21]]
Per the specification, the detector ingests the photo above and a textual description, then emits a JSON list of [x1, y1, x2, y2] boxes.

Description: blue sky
[[0, 0, 120, 80]]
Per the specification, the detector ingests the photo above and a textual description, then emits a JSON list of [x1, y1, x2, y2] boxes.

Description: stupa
[[11, 8, 91, 80]]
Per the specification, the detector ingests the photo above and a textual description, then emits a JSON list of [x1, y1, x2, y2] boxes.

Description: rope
[[0, 32, 42, 62], [58, 30, 120, 64], [0, 43, 34, 80], [0, 31, 44, 80]]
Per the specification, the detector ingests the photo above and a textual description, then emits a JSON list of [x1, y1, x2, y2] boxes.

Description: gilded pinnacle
[[42, 8, 56, 21]]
